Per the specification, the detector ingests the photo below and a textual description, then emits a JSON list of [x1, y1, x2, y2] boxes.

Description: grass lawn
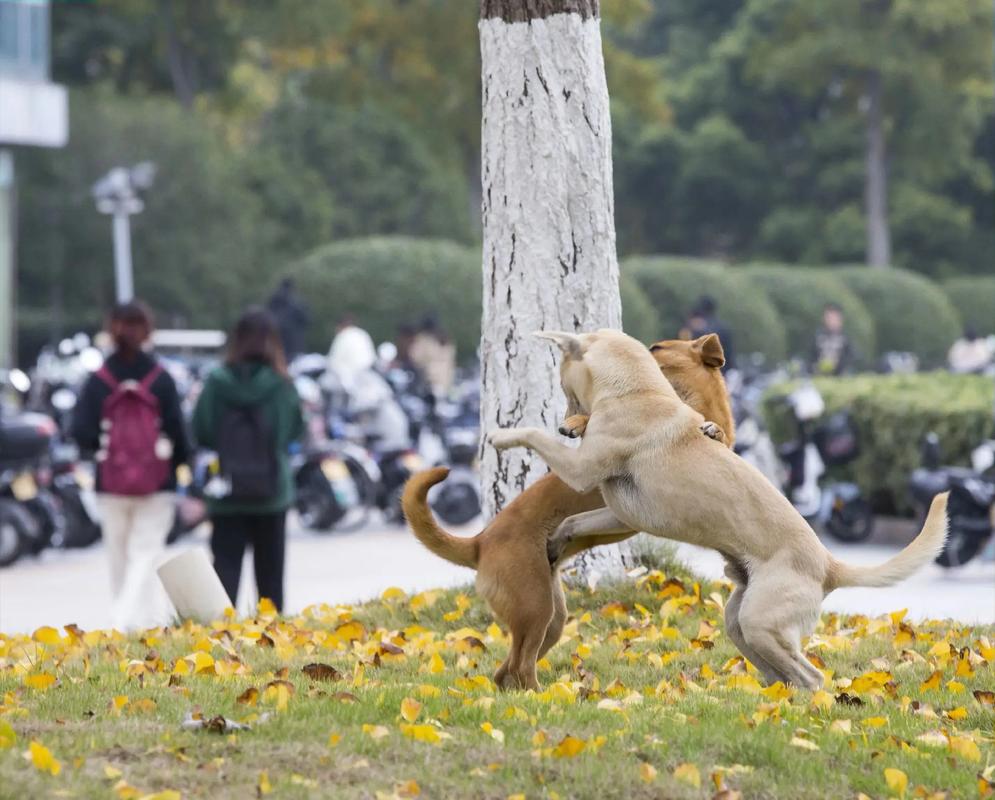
[[2, 553, 993, 799]]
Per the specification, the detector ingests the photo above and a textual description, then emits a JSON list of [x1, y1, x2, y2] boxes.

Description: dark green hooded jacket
[[192, 361, 304, 515]]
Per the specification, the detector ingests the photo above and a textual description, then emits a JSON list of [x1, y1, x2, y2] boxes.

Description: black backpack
[[216, 403, 279, 501]]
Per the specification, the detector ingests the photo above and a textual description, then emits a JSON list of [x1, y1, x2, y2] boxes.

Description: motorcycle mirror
[[921, 432, 942, 470], [8, 369, 30, 394]]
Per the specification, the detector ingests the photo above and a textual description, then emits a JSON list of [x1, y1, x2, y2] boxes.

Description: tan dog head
[[535, 329, 677, 414]]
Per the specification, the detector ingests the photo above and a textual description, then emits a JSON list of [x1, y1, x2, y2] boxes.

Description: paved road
[[1, 515, 993, 634]]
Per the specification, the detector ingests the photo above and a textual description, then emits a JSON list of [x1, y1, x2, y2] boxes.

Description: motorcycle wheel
[[825, 498, 875, 542], [0, 503, 24, 567], [432, 481, 482, 526], [296, 466, 344, 532], [935, 524, 988, 568], [56, 487, 101, 548]]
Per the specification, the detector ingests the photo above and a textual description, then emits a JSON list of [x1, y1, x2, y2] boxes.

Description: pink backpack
[[96, 365, 170, 496]]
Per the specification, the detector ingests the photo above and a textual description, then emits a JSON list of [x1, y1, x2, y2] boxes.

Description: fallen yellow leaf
[[428, 652, 445, 674], [884, 767, 908, 798], [673, 762, 701, 788], [400, 697, 422, 723], [328, 733, 342, 747], [24, 673, 57, 691], [32, 626, 62, 645], [862, 717, 888, 729], [919, 670, 942, 691], [258, 771, 272, 795], [552, 735, 586, 758], [0, 720, 16, 749], [945, 706, 967, 720], [400, 723, 448, 745], [639, 762, 657, 783], [790, 737, 820, 751], [362, 724, 390, 741], [949, 735, 981, 762], [27, 740, 61, 776]]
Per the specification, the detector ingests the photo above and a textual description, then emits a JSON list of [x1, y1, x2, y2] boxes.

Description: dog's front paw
[[487, 428, 523, 451], [700, 421, 725, 442], [558, 414, 589, 439]]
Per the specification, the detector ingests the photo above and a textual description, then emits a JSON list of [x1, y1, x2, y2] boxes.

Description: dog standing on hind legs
[[489, 329, 949, 690], [403, 335, 735, 691]]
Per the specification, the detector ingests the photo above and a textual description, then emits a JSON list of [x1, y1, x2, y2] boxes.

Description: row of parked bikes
[[1, 334, 484, 568], [728, 364, 995, 567], [2, 336, 993, 569]]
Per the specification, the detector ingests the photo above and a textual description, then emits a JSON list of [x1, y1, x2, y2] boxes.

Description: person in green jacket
[[193, 307, 304, 612]]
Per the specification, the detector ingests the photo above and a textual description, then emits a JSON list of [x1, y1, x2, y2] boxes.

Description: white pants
[[97, 492, 175, 630]]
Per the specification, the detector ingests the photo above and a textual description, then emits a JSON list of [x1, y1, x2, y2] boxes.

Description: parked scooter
[[0, 404, 58, 559], [910, 433, 995, 567], [772, 383, 874, 542]]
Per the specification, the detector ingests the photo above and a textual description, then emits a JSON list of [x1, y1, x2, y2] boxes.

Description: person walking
[[71, 301, 189, 629], [266, 278, 310, 362], [810, 302, 854, 375], [409, 315, 457, 399], [192, 308, 303, 612]]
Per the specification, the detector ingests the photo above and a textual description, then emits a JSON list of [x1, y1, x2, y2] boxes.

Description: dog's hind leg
[[724, 584, 784, 686], [536, 575, 568, 662], [736, 572, 825, 690]]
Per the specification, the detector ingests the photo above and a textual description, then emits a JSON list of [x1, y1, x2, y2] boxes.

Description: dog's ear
[[693, 334, 725, 368], [534, 331, 583, 360]]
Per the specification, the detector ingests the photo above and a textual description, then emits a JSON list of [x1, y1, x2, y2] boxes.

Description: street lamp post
[[92, 162, 156, 303]]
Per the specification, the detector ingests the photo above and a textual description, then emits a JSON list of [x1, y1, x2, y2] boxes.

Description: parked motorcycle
[[771, 383, 874, 542], [0, 405, 58, 558], [910, 434, 995, 567]]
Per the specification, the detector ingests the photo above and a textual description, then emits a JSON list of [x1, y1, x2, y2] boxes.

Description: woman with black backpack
[[193, 307, 304, 612]]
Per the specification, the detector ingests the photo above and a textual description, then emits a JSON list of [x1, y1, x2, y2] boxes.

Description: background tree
[[478, 0, 622, 517]]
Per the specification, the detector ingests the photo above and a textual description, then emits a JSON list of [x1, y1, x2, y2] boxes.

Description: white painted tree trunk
[[478, 0, 621, 522]]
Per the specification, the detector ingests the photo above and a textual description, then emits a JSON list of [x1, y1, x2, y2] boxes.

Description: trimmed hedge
[[943, 276, 995, 335], [620, 272, 661, 345], [833, 267, 961, 368], [744, 265, 876, 369], [762, 372, 995, 513], [286, 237, 481, 358], [623, 256, 788, 364]]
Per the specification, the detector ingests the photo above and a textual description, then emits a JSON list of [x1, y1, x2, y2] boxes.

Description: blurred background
[[0, 0, 993, 629]]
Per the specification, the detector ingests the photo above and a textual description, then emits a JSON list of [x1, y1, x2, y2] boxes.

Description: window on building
[[0, 0, 50, 81]]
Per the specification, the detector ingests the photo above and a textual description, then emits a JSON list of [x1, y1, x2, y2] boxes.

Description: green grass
[[1, 559, 993, 799]]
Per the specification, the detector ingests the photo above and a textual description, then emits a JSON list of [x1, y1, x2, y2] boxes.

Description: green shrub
[[833, 267, 961, 368], [744, 265, 876, 369], [762, 373, 995, 513], [286, 237, 481, 359], [943, 276, 995, 336], [619, 272, 660, 344], [623, 256, 788, 364]]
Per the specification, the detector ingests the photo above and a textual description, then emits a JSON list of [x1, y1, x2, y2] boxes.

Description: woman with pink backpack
[[72, 301, 189, 628]]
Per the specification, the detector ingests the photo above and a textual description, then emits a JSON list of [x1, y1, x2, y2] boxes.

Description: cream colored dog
[[487, 329, 949, 690]]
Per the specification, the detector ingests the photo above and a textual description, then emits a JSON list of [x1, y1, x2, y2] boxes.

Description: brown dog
[[402, 335, 733, 690]]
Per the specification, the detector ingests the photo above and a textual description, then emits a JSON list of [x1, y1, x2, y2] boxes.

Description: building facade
[[0, 0, 68, 367]]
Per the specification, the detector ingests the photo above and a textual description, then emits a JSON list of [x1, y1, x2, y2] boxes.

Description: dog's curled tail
[[402, 467, 479, 569], [826, 492, 948, 590]]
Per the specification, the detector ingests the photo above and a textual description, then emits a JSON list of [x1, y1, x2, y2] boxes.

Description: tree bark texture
[[478, 0, 621, 519]]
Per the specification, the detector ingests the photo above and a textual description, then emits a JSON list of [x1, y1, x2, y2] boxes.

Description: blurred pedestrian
[[810, 302, 854, 375], [266, 277, 310, 362], [327, 314, 377, 389], [948, 326, 993, 374], [681, 296, 736, 371], [192, 307, 304, 612], [409, 314, 456, 399], [71, 300, 189, 628]]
